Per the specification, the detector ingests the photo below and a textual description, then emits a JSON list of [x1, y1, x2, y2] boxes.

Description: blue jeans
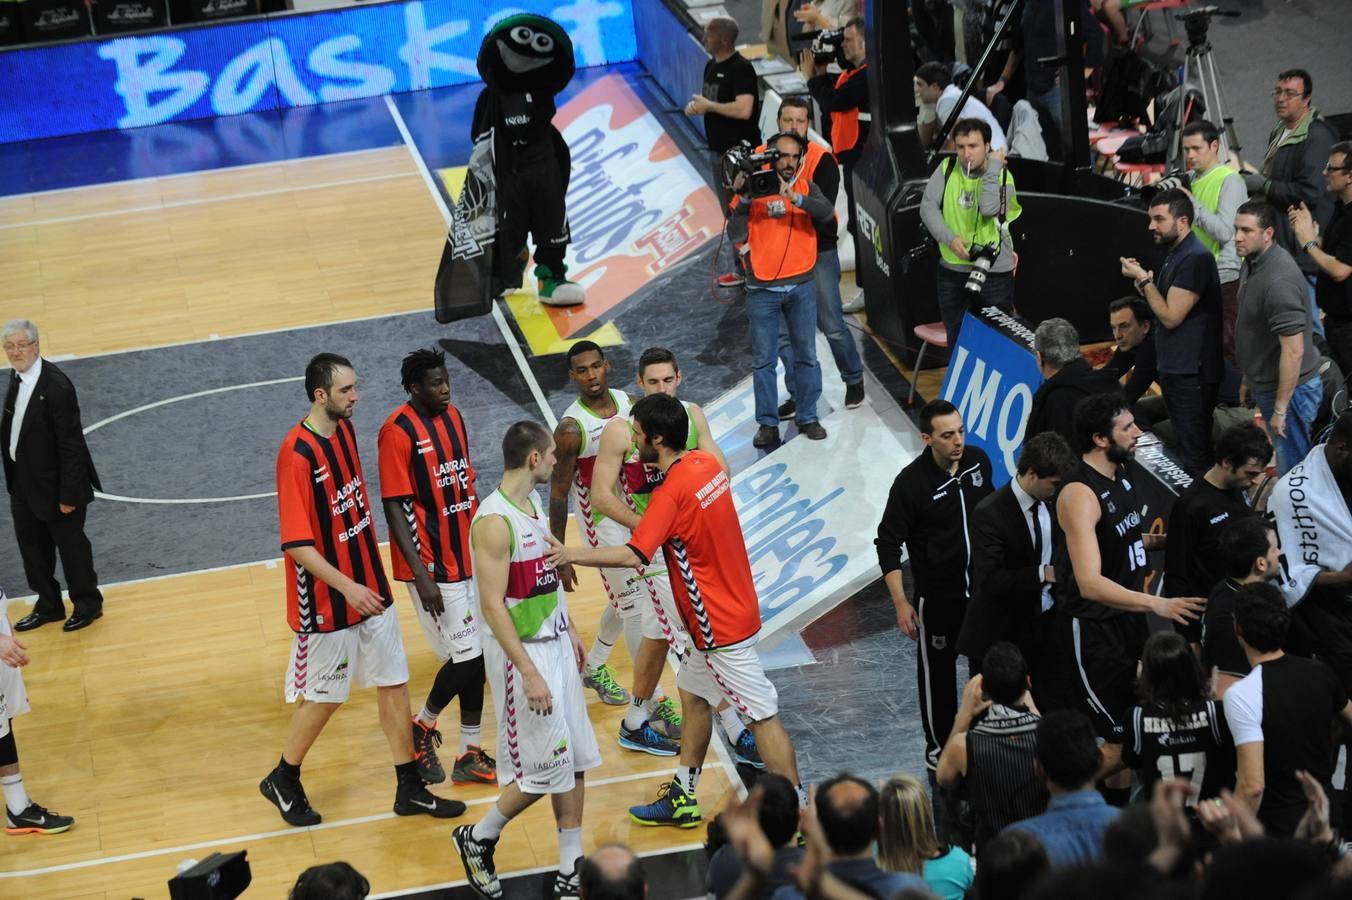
[[777, 248, 864, 390], [748, 280, 821, 426], [1253, 376, 1323, 476]]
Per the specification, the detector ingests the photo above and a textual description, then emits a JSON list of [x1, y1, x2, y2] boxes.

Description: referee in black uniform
[[1054, 393, 1205, 800], [876, 399, 993, 773]]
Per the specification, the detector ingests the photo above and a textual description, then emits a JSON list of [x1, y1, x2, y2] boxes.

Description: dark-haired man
[[551, 342, 638, 712], [548, 394, 803, 828], [706, 773, 803, 897], [379, 348, 494, 788], [771, 97, 865, 412], [580, 844, 646, 900], [775, 775, 927, 899], [1121, 189, 1224, 476], [454, 421, 601, 900], [1202, 516, 1282, 696], [914, 61, 1006, 152], [1180, 120, 1246, 360], [1054, 394, 1205, 791], [1102, 297, 1165, 427], [1163, 423, 1270, 646], [1290, 140, 1352, 376], [262, 353, 463, 827], [920, 118, 1021, 348], [1003, 710, 1119, 867], [959, 431, 1079, 708], [1234, 201, 1321, 476], [937, 643, 1047, 852], [877, 399, 994, 773], [728, 133, 832, 447], [1224, 582, 1352, 836], [1241, 68, 1339, 330]]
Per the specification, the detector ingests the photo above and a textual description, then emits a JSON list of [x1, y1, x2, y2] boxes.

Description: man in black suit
[[958, 432, 1079, 710], [2, 320, 104, 632]]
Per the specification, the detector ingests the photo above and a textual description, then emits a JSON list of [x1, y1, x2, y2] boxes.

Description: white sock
[[558, 826, 583, 874], [473, 804, 511, 841], [586, 605, 623, 671], [719, 707, 745, 742], [416, 705, 438, 728], [621, 615, 643, 664], [459, 724, 482, 755], [623, 696, 655, 731], [1, 775, 30, 816], [676, 765, 701, 798]]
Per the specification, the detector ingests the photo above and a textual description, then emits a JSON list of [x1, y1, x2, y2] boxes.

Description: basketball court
[[0, 60, 932, 898]]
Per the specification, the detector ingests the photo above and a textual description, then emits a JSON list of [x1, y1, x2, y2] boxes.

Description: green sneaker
[[583, 664, 629, 706], [629, 779, 701, 828], [536, 263, 585, 306], [651, 696, 682, 739]]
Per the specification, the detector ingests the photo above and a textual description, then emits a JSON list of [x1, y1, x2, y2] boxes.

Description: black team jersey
[[1054, 461, 1148, 620], [1122, 698, 1236, 802]]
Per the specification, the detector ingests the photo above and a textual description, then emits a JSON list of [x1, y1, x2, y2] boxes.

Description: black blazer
[[2, 360, 101, 521], [957, 483, 1049, 663]]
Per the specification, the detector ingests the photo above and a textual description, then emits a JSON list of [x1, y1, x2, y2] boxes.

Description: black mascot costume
[[474, 14, 584, 306]]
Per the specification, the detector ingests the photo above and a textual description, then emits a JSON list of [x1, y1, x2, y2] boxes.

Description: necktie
[[1030, 499, 1044, 567]]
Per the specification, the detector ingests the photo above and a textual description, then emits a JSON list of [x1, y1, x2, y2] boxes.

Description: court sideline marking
[[0, 171, 419, 231], [383, 95, 556, 430], [0, 769, 678, 879]]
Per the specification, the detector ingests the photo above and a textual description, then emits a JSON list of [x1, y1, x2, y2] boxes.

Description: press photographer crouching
[[727, 132, 836, 448], [919, 118, 1022, 348]]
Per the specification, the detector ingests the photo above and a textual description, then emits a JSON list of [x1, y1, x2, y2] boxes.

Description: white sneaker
[[841, 290, 865, 313]]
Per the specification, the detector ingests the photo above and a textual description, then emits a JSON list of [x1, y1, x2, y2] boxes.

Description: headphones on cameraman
[[765, 130, 809, 164]]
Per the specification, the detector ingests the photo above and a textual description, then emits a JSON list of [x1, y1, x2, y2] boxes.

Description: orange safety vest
[[743, 162, 819, 282], [830, 65, 868, 156]]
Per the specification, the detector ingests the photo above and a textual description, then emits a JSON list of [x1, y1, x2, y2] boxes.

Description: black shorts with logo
[[1063, 612, 1149, 742]]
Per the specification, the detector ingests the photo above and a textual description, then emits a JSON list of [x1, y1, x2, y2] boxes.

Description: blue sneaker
[[732, 728, 765, 769], [629, 779, 702, 828], [618, 721, 680, 757]]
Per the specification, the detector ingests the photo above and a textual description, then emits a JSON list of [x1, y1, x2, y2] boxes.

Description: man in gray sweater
[[919, 118, 1021, 347], [728, 132, 836, 448], [1234, 200, 1322, 475]]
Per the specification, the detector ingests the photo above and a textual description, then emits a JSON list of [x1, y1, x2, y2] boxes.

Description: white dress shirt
[[1010, 477, 1053, 613], [8, 356, 41, 464]]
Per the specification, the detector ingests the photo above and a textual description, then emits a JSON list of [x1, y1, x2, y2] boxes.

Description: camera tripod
[[1169, 7, 1242, 168]]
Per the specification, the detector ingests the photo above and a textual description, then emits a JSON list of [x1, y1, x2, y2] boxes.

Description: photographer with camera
[[803, 16, 868, 306], [727, 133, 835, 448], [1178, 121, 1247, 362], [919, 118, 1022, 348]]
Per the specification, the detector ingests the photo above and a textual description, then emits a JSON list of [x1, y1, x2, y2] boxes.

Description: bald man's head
[[580, 844, 645, 900]]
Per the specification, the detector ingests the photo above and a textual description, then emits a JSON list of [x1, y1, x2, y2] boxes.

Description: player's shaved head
[[502, 420, 552, 469]]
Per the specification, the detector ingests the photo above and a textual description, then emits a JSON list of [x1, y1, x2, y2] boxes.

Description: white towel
[[1269, 446, 1352, 606]]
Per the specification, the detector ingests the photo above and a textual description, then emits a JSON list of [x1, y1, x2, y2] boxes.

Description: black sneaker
[[777, 399, 797, 420], [554, 859, 584, 900], [4, 802, 74, 835], [394, 781, 467, 818], [411, 718, 446, 784], [752, 425, 780, 448], [260, 769, 321, 827], [797, 421, 828, 440], [454, 823, 503, 900], [844, 382, 865, 409]]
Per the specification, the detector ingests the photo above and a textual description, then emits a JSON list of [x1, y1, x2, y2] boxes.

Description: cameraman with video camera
[[727, 133, 835, 448], [919, 118, 1022, 348]]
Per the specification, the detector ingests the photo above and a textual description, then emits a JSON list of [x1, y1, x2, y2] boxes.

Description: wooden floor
[[0, 147, 446, 359], [0, 153, 737, 897], [0, 543, 735, 898]]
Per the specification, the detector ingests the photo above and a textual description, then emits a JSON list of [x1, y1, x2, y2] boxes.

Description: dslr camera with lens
[[1141, 169, 1191, 199], [963, 242, 1000, 294], [720, 142, 783, 199]]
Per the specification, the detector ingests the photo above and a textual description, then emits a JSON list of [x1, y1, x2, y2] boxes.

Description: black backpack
[[1096, 47, 1173, 125]]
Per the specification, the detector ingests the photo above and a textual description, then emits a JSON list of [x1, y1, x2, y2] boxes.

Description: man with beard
[[1203, 516, 1284, 697], [1054, 393, 1206, 803], [1120, 189, 1224, 476]]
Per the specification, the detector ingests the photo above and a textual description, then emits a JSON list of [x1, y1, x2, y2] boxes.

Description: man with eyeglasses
[[1240, 69, 1339, 335], [1, 320, 104, 632], [1290, 142, 1352, 376]]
